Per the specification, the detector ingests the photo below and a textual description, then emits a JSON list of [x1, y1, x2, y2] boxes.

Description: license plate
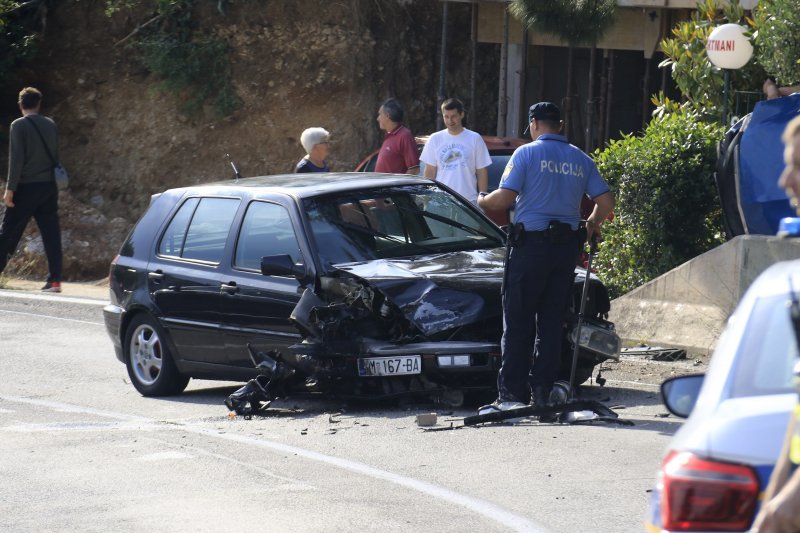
[[357, 355, 421, 377]]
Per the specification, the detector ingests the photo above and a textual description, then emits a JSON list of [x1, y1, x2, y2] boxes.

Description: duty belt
[[522, 221, 578, 244]]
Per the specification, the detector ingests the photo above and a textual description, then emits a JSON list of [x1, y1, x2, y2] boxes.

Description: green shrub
[[594, 111, 726, 298], [753, 0, 800, 85], [138, 34, 241, 116], [0, 0, 42, 84], [105, 0, 242, 117]]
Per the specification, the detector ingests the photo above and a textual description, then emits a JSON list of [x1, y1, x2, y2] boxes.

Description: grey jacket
[[7, 114, 59, 191]]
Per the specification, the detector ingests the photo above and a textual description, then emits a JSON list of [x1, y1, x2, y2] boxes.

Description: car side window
[[732, 293, 799, 397], [158, 197, 199, 257], [234, 201, 303, 271], [158, 197, 239, 264]]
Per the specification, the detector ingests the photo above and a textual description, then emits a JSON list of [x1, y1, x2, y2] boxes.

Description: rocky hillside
[[0, 0, 500, 280]]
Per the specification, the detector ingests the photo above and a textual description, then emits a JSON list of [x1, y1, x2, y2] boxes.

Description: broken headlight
[[569, 323, 620, 359]]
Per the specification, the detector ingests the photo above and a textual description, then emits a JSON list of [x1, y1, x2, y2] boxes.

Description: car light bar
[[570, 323, 620, 358], [660, 451, 759, 531], [437, 355, 471, 367]]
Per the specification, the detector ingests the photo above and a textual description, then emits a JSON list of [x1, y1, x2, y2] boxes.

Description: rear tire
[[124, 314, 189, 396]]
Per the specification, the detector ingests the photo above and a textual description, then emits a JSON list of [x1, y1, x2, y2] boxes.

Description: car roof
[[163, 172, 431, 200], [415, 134, 527, 153]]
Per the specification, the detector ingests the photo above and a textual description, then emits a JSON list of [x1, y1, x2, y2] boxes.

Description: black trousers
[[0, 182, 62, 281], [497, 232, 580, 403]]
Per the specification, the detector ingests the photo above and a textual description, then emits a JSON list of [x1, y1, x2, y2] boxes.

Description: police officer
[[477, 102, 615, 417]]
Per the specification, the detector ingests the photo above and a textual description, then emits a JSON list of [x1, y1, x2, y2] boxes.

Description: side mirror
[[261, 254, 305, 280], [660, 374, 705, 418]]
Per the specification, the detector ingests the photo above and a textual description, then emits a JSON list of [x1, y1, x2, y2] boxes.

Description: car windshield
[[304, 183, 505, 266], [730, 292, 799, 398]]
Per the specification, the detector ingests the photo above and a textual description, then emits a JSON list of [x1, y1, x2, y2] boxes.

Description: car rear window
[[158, 197, 240, 264], [730, 293, 799, 398]]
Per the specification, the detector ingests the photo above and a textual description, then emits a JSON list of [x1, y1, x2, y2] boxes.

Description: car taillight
[[108, 254, 119, 281], [660, 451, 758, 531]]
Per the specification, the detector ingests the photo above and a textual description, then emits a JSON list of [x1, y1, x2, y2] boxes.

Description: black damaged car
[[103, 173, 620, 404]]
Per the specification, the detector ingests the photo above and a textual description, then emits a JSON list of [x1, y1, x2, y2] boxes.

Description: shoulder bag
[[26, 116, 68, 190]]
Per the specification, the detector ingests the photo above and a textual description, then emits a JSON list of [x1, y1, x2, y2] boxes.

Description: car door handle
[[148, 271, 164, 282], [221, 282, 239, 294]]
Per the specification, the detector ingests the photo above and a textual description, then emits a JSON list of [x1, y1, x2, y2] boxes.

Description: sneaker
[[40, 281, 61, 293], [477, 399, 528, 423]]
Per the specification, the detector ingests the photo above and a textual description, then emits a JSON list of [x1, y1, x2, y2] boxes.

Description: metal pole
[[604, 50, 614, 145], [722, 69, 730, 126], [642, 55, 651, 129], [497, 5, 509, 136], [519, 27, 529, 137], [585, 44, 596, 152], [437, 1, 449, 131], [470, 1, 478, 123]]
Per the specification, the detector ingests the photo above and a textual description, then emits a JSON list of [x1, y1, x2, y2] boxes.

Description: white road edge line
[[0, 395, 547, 533], [0, 308, 104, 326], [0, 289, 108, 307]]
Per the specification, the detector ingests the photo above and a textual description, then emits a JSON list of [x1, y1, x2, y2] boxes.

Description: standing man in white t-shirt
[[420, 98, 492, 204]]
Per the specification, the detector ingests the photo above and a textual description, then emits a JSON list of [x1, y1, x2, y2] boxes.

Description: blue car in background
[[647, 259, 799, 532]]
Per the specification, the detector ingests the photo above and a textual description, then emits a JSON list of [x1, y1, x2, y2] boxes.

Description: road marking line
[[0, 309, 104, 326], [0, 394, 546, 533], [138, 435, 313, 491], [0, 289, 108, 306]]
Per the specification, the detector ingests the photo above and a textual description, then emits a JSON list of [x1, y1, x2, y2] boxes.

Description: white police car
[[646, 257, 800, 532]]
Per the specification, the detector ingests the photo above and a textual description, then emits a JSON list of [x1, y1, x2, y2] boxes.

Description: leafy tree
[[657, 0, 765, 121], [594, 110, 725, 297], [752, 0, 800, 85], [509, 0, 616, 46], [509, 0, 616, 145]]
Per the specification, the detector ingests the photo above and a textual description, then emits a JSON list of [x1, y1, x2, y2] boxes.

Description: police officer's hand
[[585, 219, 601, 245], [3, 190, 13, 208]]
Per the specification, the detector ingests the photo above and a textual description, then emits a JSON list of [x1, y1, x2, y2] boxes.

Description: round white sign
[[706, 23, 753, 70]]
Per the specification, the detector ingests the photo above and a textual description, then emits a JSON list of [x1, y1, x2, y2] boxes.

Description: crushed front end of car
[[280, 250, 506, 403]]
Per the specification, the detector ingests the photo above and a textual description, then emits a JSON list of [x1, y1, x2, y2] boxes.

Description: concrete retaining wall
[[608, 235, 800, 356]]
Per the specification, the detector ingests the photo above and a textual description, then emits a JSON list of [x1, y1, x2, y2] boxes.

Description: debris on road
[[622, 345, 687, 362], [416, 413, 438, 427], [462, 400, 634, 427]]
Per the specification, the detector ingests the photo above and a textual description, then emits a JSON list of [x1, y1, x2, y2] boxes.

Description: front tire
[[124, 314, 189, 396]]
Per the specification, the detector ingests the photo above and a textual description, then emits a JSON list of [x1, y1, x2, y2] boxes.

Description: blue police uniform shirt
[[500, 133, 609, 231]]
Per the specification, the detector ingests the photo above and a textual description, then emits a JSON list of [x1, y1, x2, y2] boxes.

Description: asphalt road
[[0, 288, 693, 532]]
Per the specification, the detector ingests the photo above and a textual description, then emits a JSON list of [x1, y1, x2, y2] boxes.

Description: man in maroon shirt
[[375, 98, 420, 174]]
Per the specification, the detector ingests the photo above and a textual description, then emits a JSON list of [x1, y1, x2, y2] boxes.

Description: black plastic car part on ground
[[103, 172, 620, 402]]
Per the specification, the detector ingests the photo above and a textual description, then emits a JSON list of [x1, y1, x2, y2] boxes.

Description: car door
[[220, 199, 307, 368], [149, 196, 240, 365]]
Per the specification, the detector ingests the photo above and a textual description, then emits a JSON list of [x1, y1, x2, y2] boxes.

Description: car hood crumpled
[[332, 248, 505, 336]]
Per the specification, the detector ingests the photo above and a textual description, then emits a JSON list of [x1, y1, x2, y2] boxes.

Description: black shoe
[[533, 384, 556, 423]]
